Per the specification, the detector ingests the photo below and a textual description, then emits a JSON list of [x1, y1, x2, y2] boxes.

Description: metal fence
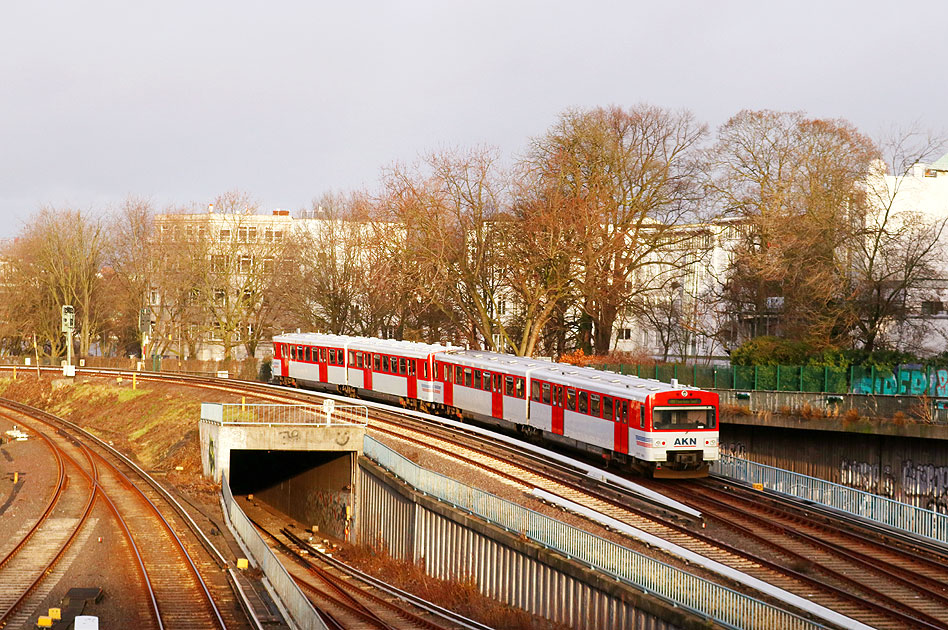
[[600, 363, 948, 398], [221, 474, 328, 630], [363, 436, 826, 630], [712, 455, 948, 546], [202, 402, 368, 426]]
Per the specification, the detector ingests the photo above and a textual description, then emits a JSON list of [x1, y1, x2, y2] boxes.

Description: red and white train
[[271, 333, 719, 477]]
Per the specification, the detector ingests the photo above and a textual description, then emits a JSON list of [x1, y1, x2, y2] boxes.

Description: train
[[271, 333, 719, 478]]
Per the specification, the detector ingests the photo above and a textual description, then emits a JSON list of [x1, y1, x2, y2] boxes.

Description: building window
[[263, 257, 274, 274], [922, 301, 944, 315], [239, 256, 252, 273], [220, 228, 231, 241], [619, 328, 632, 340]]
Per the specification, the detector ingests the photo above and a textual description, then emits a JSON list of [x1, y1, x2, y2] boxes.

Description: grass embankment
[[0, 374, 232, 491]]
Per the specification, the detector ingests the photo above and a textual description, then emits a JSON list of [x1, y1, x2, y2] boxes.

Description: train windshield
[[652, 407, 716, 430]]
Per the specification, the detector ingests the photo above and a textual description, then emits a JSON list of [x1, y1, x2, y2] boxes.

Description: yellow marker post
[[37, 616, 52, 628], [48, 608, 61, 620], [753, 482, 764, 491], [237, 558, 249, 569], [13, 472, 18, 484], [133, 373, 137, 390], [241, 396, 246, 411]]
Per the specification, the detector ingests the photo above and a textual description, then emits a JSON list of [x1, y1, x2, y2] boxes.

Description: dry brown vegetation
[[338, 540, 571, 630]]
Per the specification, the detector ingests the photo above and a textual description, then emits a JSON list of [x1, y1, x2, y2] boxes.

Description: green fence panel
[[734, 365, 756, 390], [694, 366, 716, 389], [777, 365, 800, 391], [756, 365, 777, 390], [799, 366, 822, 392]]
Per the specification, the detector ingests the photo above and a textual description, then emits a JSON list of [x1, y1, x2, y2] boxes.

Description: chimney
[[208, 203, 215, 214]]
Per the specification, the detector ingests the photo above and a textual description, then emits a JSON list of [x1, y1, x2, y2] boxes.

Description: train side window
[[516, 378, 524, 398], [566, 388, 576, 411], [321, 348, 327, 363], [591, 394, 601, 417], [604, 396, 613, 420], [460, 368, 468, 386], [621, 400, 629, 424], [422, 361, 429, 378], [531, 380, 541, 401], [454, 366, 462, 383], [329, 348, 336, 364], [382, 355, 389, 372], [473, 370, 481, 389], [492, 374, 500, 391], [374, 354, 380, 370], [408, 360, 416, 376], [640, 405, 646, 428], [348, 350, 355, 364], [505, 376, 515, 396], [356, 353, 363, 368], [483, 371, 492, 391], [398, 357, 405, 374], [541, 383, 551, 404], [578, 391, 588, 414]]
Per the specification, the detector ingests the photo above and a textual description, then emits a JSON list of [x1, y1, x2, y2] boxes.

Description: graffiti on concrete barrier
[[719, 441, 746, 459], [207, 437, 216, 478], [839, 459, 896, 498], [902, 460, 948, 515], [852, 367, 948, 397]]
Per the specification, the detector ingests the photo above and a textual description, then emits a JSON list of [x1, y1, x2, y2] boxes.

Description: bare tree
[[382, 147, 512, 350], [0, 208, 106, 358], [528, 105, 707, 354], [849, 129, 947, 351], [707, 110, 877, 346]]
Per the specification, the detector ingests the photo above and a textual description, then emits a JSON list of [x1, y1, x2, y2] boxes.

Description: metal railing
[[363, 435, 825, 630], [201, 402, 368, 426], [221, 474, 328, 630], [712, 455, 948, 545]]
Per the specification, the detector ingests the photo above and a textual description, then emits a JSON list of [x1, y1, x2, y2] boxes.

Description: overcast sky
[[1, 1, 944, 237]]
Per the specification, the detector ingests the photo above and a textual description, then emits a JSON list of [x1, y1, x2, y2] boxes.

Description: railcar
[[272, 333, 718, 477]]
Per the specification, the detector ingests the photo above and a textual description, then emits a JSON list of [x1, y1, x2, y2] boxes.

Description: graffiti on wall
[[841, 458, 948, 514], [852, 367, 948, 397], [839, 459, 896, 498], [719, 441, 746, 459], [902, 460, 948, 514]]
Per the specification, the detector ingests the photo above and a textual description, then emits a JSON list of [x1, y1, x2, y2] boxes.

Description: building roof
[[931, 152, 948, 172]]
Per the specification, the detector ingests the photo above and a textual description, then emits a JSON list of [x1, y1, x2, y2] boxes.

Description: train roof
[[531, 363, 685, 400], [273, 333, 453, 358], [439, 349, 553, 376]]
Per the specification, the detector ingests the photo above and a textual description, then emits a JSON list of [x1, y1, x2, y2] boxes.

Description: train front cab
[[645, 390, 719, 479]]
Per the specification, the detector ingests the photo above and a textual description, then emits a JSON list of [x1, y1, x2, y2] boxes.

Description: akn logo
[[674, 437, 697, 446]]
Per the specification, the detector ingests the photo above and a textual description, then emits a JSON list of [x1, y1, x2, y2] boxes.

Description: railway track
[[241, 497, 489, 630], [643, 477, 948, 630], [9, 367, 948, 629], [0, 398, 250, 629]]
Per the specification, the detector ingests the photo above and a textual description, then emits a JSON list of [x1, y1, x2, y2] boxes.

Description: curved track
[[0, 398, 246, 629]]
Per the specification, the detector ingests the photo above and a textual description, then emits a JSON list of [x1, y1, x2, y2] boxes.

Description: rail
[[201, 402, 368, 427], [711, 455, 948, 546], [363, 435, 826, 630]]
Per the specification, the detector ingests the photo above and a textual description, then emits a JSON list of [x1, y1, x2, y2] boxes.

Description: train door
[[318, 348, 327, 382], [361, 352, 372, 390], [406, 356, 417, 398], [490, 371, 503, 418], [551, 385, 564, 435], [613, 398, 629, 454], [442, 363, 454, 406], [278, 344, 288, 378]]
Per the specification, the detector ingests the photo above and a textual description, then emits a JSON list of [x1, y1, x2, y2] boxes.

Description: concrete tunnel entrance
[[230, 449, 353, 538], [200, 402, 366, 541]]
